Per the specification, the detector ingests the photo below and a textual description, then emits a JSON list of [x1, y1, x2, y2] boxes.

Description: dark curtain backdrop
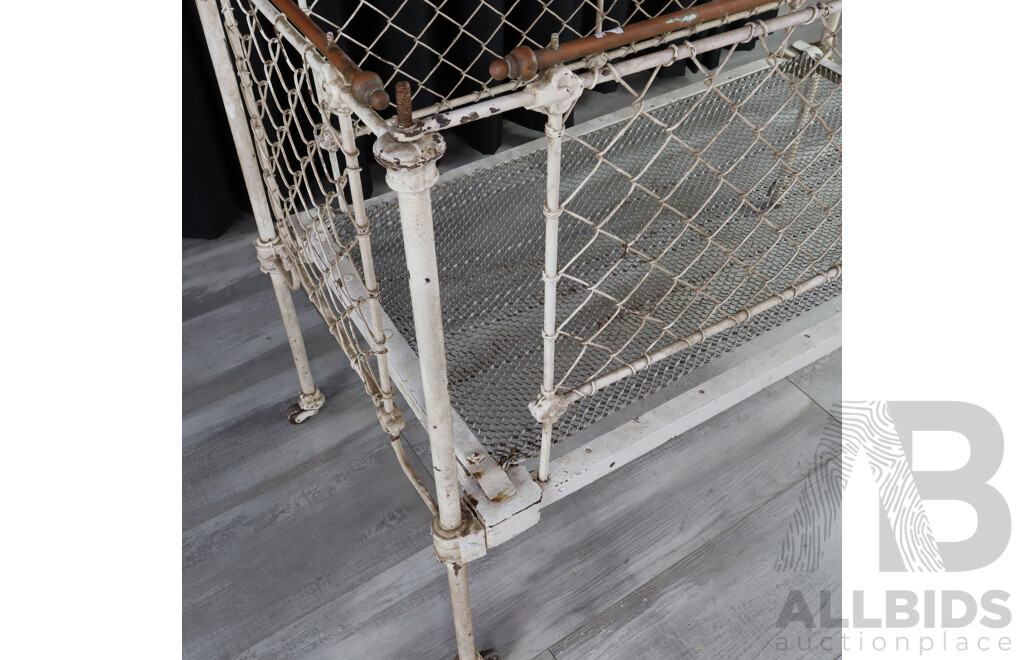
[[184, 0, 775, 238], [185, 1, 251, 238]]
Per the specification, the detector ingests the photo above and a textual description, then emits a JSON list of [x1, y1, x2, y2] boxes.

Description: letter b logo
[[881, 402, 1010, 571]]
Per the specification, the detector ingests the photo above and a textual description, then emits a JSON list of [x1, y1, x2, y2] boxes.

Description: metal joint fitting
[[582, 51, 611, 78], [253, 236, 282, 274], [489, 45, 538, 82], [298, 386, 325, 412], [523, 66, 583, 116], [254, 236, 301, 289], [431, 506, 487, 564], [376, 405, 405, 436], [321, 74, 354, 115], [529, 393, 571, 425], [373, 131, 446, 192], [317, 125, 341, 152]]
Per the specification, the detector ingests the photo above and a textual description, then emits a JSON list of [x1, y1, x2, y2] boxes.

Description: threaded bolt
[[395, 81, 413, 129]]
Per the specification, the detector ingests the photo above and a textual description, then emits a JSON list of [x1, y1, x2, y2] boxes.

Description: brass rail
[[268, 0, 390, 110], [490, 0, 781, 81]]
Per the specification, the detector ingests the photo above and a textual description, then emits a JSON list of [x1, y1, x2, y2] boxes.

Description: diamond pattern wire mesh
[[551, 45, 841, 403], [297, 0, 779, 115], [366, 45, 841, 464], [221, 0, 397, 418], [219, 0, 841, 465]]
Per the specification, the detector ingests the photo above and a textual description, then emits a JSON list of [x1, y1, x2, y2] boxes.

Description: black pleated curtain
[[185, 0, 776, 237], [185, 1, 251, 238]]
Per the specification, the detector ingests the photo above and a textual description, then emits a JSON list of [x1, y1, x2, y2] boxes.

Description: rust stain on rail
[[489, 0, 778, 81]]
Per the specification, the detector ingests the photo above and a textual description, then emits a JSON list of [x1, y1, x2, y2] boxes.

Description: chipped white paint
[[593, 26, 623, 38], [373, 131, 463, 531], [666, 13, 698, 24], [375, 129, 481, 660], [463, 466, 543, 547]]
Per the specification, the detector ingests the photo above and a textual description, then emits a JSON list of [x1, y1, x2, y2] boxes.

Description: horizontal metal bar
[[416, 0, 840, 133], [579, 0, 840, 88], [539, 309, 841, 507], [563, 265, 841, 405], [266, 0, 390, 110], [248, 0, 389, 135], [362, 56, 774, 212], [352, 0, 790, 136], [490, 0, 782, 81]]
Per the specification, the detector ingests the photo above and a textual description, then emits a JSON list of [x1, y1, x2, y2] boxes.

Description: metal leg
[[374, 108, 489, 660], [263, 260, 324, 424], [446, 563, 478, 660], [195, 0, 324, 423]]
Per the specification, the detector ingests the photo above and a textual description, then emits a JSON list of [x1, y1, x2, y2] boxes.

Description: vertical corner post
[[373, 126, 481, 660], [194, 0, 323, 423], [373, 129, 457, 526]]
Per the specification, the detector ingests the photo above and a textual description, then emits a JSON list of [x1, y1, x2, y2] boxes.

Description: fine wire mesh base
[[364, 56, 841, 466]]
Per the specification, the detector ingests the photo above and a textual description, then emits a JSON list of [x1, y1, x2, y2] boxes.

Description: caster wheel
[[287, 403, 319, 424]]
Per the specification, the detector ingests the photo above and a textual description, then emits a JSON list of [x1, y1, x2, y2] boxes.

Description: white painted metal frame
[[196, 0, 326, 424], [342, 39, 841, 515], [355, 0, 797, 135], [525, 6, 842, 480], [539, 306, 840, 508], [197, 3, 485, 657], [334, 242, 839, 548], [196, 1, 841, 657]]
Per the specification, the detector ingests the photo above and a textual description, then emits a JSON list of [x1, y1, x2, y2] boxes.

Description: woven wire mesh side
[[561, 276, 840, 447], [366, 51, 841, 464], [550, 49, 841, 401], [292, 0, 789, 117], [221, 0, 397, 418]]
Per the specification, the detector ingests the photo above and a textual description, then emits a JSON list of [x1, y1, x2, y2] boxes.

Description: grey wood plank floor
[[184, 221, 841, 660]]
